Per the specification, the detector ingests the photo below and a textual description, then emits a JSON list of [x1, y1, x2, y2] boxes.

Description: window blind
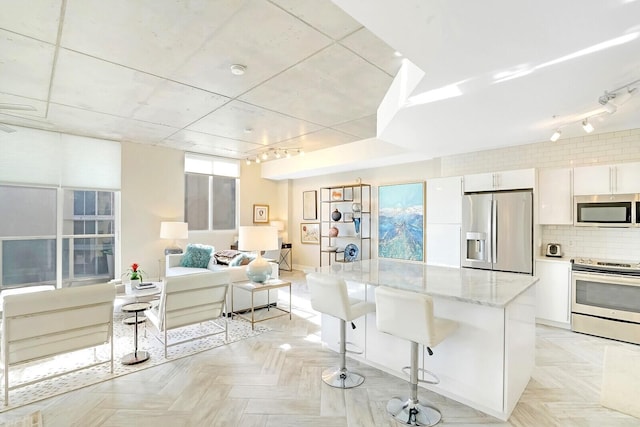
[[0, 127, 121, 189]]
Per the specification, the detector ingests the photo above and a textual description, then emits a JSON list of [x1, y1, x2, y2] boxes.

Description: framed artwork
[[300, 223, 320, 244], [253, 204, 269, 223], [378, 182, 425, 261], [303, 190, 317, 220]]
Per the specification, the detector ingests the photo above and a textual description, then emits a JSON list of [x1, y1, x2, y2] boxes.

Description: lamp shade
[[238, 226, 278, 251], [160, 222, 188, 240], [271, 220, 285, 232]]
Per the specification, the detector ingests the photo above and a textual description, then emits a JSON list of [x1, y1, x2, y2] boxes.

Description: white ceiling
[[337, 0, 640, 158], [2, 0, 640, 171], [0, 0, 401, 160]]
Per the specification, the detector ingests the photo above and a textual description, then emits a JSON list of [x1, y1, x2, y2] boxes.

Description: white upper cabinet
[[538, 168, 573, 225], [615, 162, 640, 194], [463, 168, 535, 193], [573, 162, 640, 195], [427, 176, 462, 224]]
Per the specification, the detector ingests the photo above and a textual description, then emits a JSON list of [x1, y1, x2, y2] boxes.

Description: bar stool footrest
[[387, 396, 442, 426], [322, 367, 365, 389], [344, 341, 364, 355], [401, 366, 440, 385]]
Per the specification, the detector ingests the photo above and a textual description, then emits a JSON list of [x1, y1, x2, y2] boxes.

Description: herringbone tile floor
[[1, 270, 638, 426]]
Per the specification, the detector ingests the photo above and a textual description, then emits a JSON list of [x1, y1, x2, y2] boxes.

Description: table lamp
[[271, 220, 285, 235], [238, 226, 278, 283], [160, 221, 188, 255]]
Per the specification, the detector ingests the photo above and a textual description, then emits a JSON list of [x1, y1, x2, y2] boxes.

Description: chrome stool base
[[387, 397, 442, 426], [322, 367, 365, 389]]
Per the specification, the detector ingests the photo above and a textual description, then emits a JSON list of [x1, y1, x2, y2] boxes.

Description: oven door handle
[[572, 271, 640, 286]]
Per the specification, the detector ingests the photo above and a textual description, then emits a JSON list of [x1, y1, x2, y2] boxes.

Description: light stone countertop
[[315, 259, 539, 308]]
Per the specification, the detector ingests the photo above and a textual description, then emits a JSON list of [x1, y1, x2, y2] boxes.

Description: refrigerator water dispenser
[[465, 232, 486, 261]]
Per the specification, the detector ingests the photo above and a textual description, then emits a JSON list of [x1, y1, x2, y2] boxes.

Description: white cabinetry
[[427, 176, 462, 224], [426, 176, 462, 267], [573, 162, 640, 195], [538, 168, 572, 225], [534, 259, 571, 328], [464, 168, 535, 193]]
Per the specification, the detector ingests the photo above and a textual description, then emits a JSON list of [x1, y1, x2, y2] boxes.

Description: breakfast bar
[[315, 259, 539, 421]]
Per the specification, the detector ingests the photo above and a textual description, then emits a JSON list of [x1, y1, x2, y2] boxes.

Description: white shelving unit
[[319, 183, 371, 266]]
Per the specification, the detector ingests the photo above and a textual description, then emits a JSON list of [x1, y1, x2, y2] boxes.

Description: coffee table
[[121, 301, 151, 365], [231, 279, 291, 330]]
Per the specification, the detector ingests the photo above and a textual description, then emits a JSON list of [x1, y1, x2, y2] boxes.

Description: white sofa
[[146, 271, 229, 357], [166, 251, 279, 314], [1, 283, 115, 405]]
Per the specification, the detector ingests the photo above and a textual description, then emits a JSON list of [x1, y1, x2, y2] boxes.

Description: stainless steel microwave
[[574, 194, 637, 227]]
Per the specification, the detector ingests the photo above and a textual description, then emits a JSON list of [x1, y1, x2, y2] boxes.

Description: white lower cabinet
[[534, 259, 571, 328]]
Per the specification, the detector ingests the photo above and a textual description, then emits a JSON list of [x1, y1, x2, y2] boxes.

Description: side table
[[279, 243, 293, 271], [121, 302, 151, 365], [231, 279, 292, 330]]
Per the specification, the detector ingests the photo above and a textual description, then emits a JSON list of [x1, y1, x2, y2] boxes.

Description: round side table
[[121, 301, 152, 365]]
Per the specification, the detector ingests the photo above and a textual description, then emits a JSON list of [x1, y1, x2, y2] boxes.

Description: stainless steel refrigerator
[[461, 190, 532, 274]]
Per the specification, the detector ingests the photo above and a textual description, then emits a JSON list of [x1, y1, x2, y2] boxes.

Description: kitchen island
[[315, 259, 538, 421]]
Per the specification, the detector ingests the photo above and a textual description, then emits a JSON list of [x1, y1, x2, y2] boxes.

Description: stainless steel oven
[[571, 258, 640, 345]]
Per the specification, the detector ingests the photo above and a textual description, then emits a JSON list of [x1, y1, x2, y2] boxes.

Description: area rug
[[0, 314, 268, 412], [0, 411, 42, 427]]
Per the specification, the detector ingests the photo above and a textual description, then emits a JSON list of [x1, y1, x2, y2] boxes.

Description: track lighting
[[598, 80, 639, 113], [248, 147, 305, 164], [550, 129, 561, 142], [582, 119, 594, 133]]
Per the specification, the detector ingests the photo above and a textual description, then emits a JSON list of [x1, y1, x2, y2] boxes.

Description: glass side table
[[230, 279, 292, 330]]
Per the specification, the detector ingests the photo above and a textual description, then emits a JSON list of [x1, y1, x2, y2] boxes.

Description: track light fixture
[[582, 119, 594, 133], [245, 147, 306, 165], [598, 79, 639, 113], [550, 129, 561, 142]]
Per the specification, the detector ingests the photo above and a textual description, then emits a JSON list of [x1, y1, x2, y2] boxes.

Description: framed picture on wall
[[378, 182, 425, 261], [302, 190, 317, 220], [253, 204, 269, 223], [300, 223, 320, 244]]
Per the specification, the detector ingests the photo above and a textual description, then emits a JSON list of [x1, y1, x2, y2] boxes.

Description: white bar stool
[[375, 286, 458, 426], [307, 273, 376, 388]]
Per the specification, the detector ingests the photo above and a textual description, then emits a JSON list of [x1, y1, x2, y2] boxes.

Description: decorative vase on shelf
[[331, 209, 342, 221], [329, 226, 339, 237], [352, 202, 361, 213], [353, 217, 361, 235]]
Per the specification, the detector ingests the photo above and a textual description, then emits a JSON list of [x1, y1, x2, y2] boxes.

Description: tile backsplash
[[441, 128, 640, 176], [540, 225, 640, 261]]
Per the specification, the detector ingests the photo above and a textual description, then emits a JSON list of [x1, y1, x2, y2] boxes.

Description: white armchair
[[146, 271, 229, 357]]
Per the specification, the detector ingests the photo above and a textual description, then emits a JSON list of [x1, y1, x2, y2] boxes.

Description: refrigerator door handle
[[492, 199, 498, 264]]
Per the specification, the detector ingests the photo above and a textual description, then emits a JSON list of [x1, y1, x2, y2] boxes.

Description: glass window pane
[[85, 191, 96, 215], [1, 239, 56, 287], [85, 220, 96, 234], [212, 176, 236, 230], [97, 220, 114, 234], [97, 191, 112, 215], [74, 220, 84, 235], [0, 186, 56, 237], [185, 174, 209, 230], [74, 191, 85, 215]]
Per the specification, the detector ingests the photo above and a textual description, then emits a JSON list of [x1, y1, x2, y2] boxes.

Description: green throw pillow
[[180, 244, 213, 268]]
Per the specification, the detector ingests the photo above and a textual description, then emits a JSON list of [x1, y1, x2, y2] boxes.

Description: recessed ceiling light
[[394, 51, 402, 57], [230, 64, 246, 76]]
